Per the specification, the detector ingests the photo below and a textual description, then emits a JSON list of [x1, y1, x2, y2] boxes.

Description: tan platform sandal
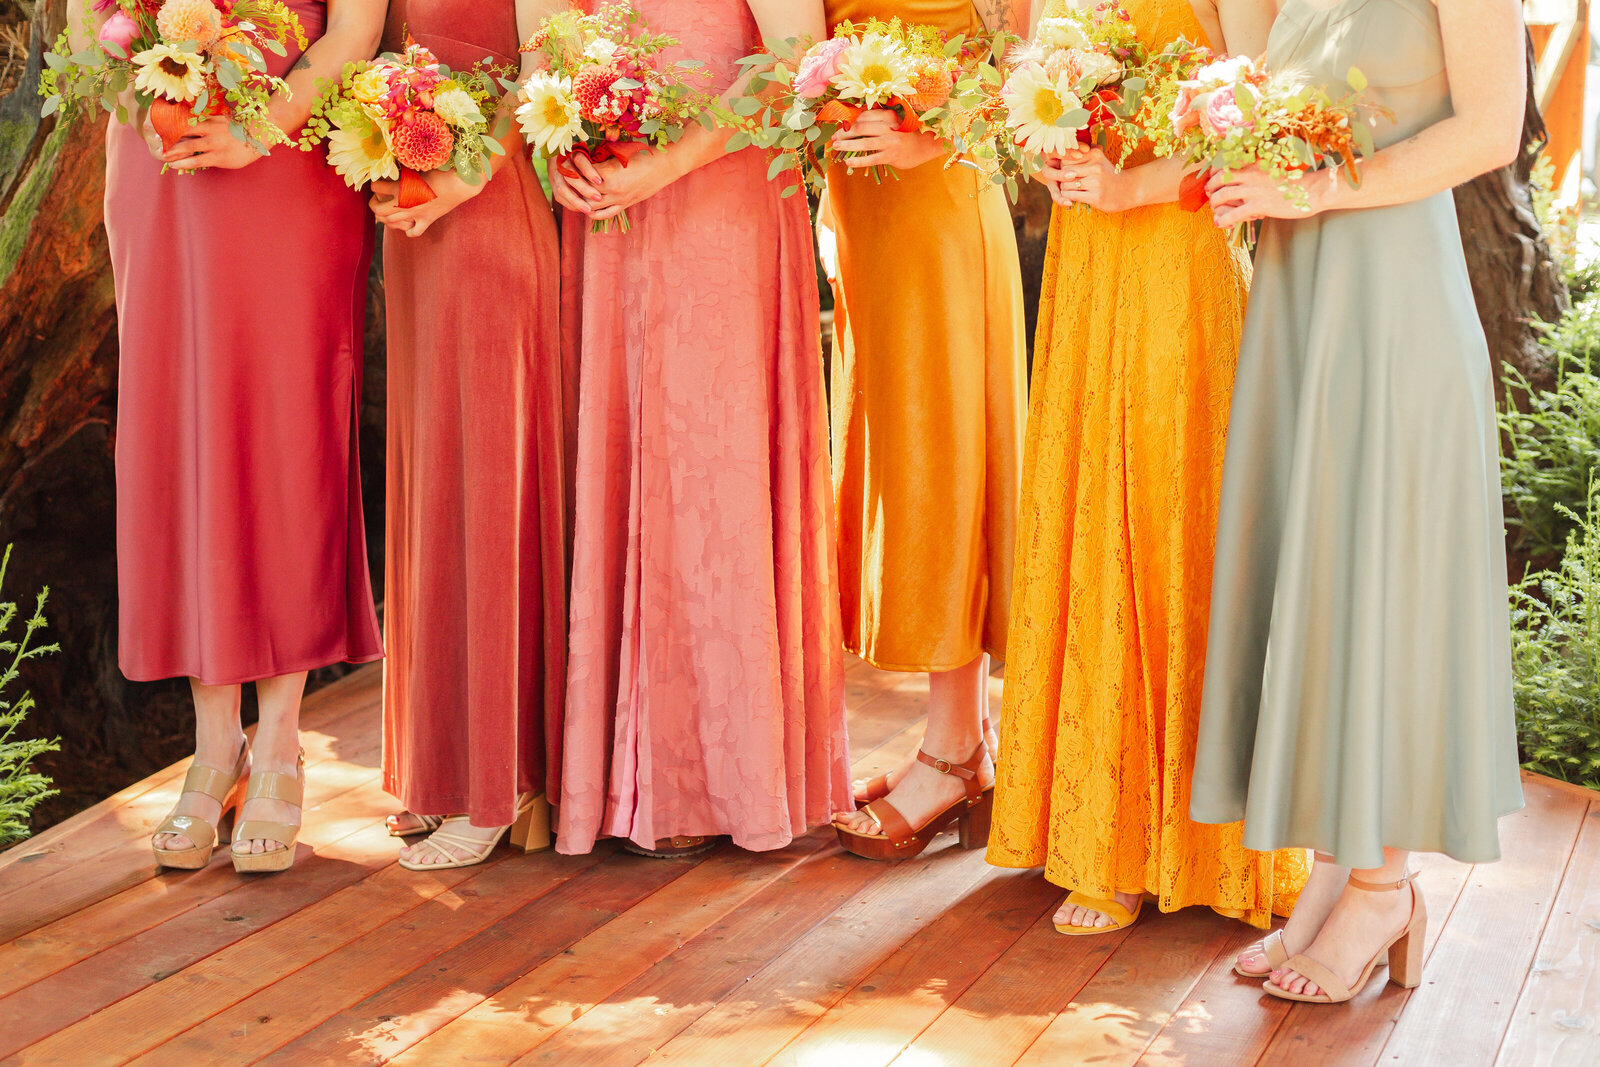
[[232, 752, 305, 874], [834, 741, 993, 861], [1264, 871, 1426, 1004], [398, 793, 549, 871], [623, 835, 725, 858], [386, 812, 443, 838], [152, 743, 250, 870], [1234, 928, 1292, 978], [853, 716, 999, 806]]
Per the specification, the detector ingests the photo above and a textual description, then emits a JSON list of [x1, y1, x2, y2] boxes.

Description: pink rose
[[793, 38, 848, 98], [1169, 85, 1201, 133], [97, 11, 139, 57], [1199, 85, 1245, 138]]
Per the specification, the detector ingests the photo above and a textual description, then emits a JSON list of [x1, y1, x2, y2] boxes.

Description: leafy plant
[[1511, 480, 1600, 789], [1500, 294, 1600, 566], [0, 546, 61, 849]]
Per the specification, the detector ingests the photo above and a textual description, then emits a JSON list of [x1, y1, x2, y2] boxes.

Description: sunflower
[[156, 0, 223, 50], [832, 33, 916, 108], [516, 72, 583, 156], [133, 42, 207, 102], [1002, 62, 1085, 157], [327, 108, 399, 189]]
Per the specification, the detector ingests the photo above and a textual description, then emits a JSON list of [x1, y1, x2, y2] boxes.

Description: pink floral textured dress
[[557, 0, 852, 854], [108, 0, 381, 684]]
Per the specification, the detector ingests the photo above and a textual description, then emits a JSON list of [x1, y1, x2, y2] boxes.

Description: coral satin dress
[[108, 0, 381, 685], [379, 1, 568, 827], [987, 0, 1307, 927], [824, 0, 1027, 673], [558, 0, 852, 854]]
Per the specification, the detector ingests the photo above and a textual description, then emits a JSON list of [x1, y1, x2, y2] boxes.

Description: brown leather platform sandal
[[623, 835, 725, 859], [834, 741, 993, 861], [853, 716, 999, 806]]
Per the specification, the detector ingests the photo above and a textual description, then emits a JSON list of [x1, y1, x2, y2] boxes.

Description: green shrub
[[0, 546, 60, 849], [1511, 479, 1600, 790], [1501, 295, 1600, 566]]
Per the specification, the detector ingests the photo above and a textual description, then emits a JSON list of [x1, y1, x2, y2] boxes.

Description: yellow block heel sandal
[[152, 743, 249, 870], [1054, 891, 1146, 936]]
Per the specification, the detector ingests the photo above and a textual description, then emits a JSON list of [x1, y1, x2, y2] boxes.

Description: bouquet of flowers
[[299, 39, 510, 207], [514, 2, 717, 233], [40, 0, 307, 155], [950, 2, 1153, 198], [1152, 53, 1382, 232], [727, 18, 990, 195]]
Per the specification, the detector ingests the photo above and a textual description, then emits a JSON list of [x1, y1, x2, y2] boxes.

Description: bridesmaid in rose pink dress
[[370, 0, 570, 869], [552, 0, 851, 856], [97, 0, 388, 874]]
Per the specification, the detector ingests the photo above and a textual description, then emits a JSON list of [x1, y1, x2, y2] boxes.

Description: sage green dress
[[1190, 0, 1524, 869]]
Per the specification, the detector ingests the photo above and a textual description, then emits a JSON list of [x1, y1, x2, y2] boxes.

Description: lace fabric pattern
[[986, 0, 1310, 929]]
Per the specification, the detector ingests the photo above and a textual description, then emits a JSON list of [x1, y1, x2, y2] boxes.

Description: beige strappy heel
[[1264, 871, 1427, 1003], [386, 812, 444, 838], [398, 793, 548, 871], [152, 743, 250, 870], [231, 751, 305, 874], [1234, 928, 1292, 978]]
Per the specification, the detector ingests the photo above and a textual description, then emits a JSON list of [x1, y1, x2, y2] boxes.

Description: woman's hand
[[586, 148, 685, 222], [1039, 146, 1140, 213], [1206, 166, 1323, 229], [369, 170, 488, 238], [163, 117, 267, 171], [830, 110, 947, 171], [549, 154, 606, 217]]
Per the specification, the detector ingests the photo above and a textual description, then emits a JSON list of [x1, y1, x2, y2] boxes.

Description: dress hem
[[121, 649, 385, 687], [1191, 799, 1528, 868], [845, 642, 1006, 674]]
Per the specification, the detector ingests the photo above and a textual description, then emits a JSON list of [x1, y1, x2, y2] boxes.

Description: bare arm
[[1209, 0, 1524, 226], [1209, 0, 1278, 57]]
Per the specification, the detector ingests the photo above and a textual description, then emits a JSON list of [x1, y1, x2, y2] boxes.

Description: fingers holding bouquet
[[369, 171, 487, 238], [1205, 166, 1319, 229], [165, 116, 268, 171], [830, 110, 946, 171], [1043, 146, 1137, 213]]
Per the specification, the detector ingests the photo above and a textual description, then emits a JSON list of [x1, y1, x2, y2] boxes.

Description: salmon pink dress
[[108, 0, 381, 685], [379, 1, 569, 827], [557, 0, 852, 854]]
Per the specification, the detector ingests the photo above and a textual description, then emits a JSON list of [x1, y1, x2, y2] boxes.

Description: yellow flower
[[833, 33, 916, 108], [516, 72, 583, 156], [327, 110, 398, 189], [350, 67, 390, 107], [156, 0, 223, 50], [432, 86, 483, 129], [133, 42, 208, 102], [1002, 62, 1085, 157]]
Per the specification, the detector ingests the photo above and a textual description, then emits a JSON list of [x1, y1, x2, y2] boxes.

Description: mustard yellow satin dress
[[985, 0, 1307, 927], [826, 0, 1027, 672]]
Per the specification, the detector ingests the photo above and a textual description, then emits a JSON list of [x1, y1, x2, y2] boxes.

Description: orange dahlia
[[906, 56, 954, 112], [156, 0, 223, 49], [391, 111, 455, 171], [572, 64, 621, 122]]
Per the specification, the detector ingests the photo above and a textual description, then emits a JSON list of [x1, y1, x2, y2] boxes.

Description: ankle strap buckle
[[932, 758, 953, 774]]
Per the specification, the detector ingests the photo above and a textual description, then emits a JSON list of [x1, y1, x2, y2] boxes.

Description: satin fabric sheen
[[1191, 0, 1524, 868], [109, 0, 382, 684], [378, 2, 569, 827], [825, 0, 1028, 672], [557, 0, 853, 854]]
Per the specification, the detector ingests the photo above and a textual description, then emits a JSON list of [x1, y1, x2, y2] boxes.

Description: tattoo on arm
[[293, 55, 312, 72], [974, 0, 1028, 35]]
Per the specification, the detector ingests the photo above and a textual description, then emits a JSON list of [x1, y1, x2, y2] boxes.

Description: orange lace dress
[[985, 0, 1308, 926]]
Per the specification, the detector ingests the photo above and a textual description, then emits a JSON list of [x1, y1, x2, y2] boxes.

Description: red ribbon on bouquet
[[556, 140, 649, 181], [1178, 168, 1212, 212]]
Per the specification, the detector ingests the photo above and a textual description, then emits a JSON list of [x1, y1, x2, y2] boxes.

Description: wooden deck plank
[[1011, 907, 1239, 1066], [0, 793, 398, 1059], [252, 849, 697, 1064], [22, 850, 593, 1065], [387, 838, 830, 1066], [734, 864, 1054, 1067], [0, 707, 384, 943], [127, 851, 604, 1067], [0, 754, 391, 995], [509, 848, 890, 1067], [1495, 798, 1600, 1067], [646, 845, 1012, 1065], [0, 668, 381, 881], [890, 899, 1132, 1066]]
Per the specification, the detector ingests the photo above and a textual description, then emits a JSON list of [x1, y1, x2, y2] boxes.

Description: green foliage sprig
[[0, 547, 61, 850]]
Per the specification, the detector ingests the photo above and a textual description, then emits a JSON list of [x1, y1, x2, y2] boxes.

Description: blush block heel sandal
[[1264, 871, 1427, 1004], [152, 743, 249, 870], [231, 751, 305, 875]]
